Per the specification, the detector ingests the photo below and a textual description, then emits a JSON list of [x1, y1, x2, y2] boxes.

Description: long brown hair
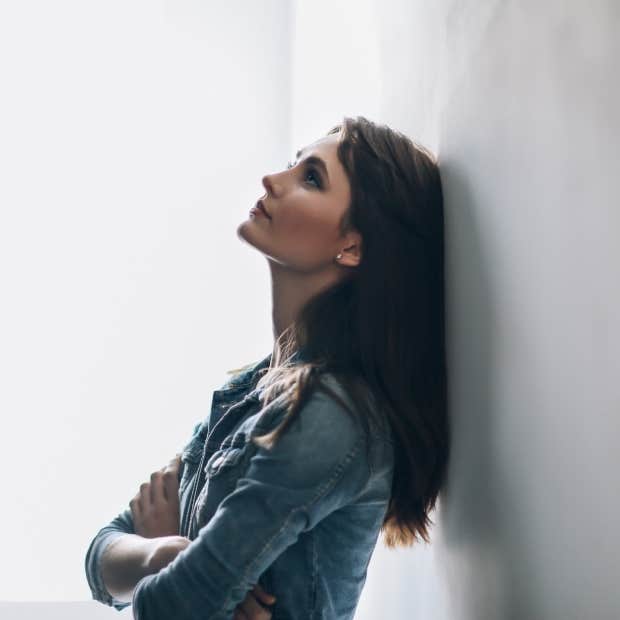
[[251, 115, 449, 548]]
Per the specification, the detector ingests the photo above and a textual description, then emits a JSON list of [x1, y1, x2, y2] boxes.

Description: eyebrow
[[295, 148, 330, 187]]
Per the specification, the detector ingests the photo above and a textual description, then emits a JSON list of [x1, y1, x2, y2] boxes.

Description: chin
[[236, 220, 251, 241], [236, 220, 263, 250]]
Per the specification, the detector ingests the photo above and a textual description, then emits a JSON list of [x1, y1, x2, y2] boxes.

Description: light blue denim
[[84, 350, 395, 619]]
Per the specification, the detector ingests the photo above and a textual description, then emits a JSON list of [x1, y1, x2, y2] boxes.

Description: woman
[[84, 115, 449, 619]]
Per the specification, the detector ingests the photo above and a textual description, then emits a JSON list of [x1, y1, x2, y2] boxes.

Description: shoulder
[[298, 373, 362, 430], [260, 373, 367, 459], [248, 373, 372, 501], [220, 353, 272, 389], [312, 372, 392, 443]]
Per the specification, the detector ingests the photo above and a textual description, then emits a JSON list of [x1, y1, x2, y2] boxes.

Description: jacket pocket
[[193, 430, 255, 528], [204, 430, 252, 478]]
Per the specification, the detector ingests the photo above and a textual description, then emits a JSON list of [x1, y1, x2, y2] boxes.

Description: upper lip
[[256, 199, 271, 219]]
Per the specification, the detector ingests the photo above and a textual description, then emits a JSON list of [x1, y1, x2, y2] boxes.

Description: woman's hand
[[144, 535, 192, 574], [130, 455, 182, 538], [130, 455, 277, 619], [233, 583, 276, 620]]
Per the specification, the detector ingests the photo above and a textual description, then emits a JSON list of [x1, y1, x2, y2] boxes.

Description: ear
[[338, 231, 363, 268]]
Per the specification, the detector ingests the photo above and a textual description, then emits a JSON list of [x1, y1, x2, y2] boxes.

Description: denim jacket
[[84, 351, 395, 619]]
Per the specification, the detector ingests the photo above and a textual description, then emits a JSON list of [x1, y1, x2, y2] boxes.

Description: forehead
[[296, 133, 340, 160]]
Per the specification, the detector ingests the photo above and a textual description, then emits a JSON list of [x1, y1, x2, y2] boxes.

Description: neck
[[268, 259, 342, 345]]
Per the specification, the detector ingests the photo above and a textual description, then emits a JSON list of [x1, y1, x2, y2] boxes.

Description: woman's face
[[237, 134, 359, 272]]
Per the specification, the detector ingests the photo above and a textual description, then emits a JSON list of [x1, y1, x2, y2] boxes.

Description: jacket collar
[[222, 353, 272, 388], [220, 346, 312, 399], [207, 347, 309, 435]]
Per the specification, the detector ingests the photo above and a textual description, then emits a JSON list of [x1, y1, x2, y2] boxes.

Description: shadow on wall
[[438, 158, 549, 619]]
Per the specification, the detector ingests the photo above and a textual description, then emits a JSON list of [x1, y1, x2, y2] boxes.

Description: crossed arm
[[92, 456, 275, 619], [86, 386, 369, 620]]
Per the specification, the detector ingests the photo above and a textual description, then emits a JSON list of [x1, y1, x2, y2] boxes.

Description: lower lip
[[249, 206, 270, 220]]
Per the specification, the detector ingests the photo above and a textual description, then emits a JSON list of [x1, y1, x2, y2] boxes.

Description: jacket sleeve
[[84, 507, 136, 612], [130, 386, 371, 620], [84, 420, 204, 612]]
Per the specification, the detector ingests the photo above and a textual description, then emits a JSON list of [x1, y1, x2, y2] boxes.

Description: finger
[[162, 468, 180, 502], [242, 592, 273, 619], [129, 495, 142, 518], [155, 457, 181, 502], [162, 457, 179, 470], [161, 456, 181, 480], [160, 455, 181, 478], [139, 482, 150, 509], [252, 584, 276, 605], [149, 471, 166, 504]]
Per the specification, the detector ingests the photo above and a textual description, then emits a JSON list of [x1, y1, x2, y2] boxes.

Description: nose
[[262, 172, 283, 198]]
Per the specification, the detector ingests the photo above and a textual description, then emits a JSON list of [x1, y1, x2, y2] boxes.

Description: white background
[[0, 0, 291, 605]]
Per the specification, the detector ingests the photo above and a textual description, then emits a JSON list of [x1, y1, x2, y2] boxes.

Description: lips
[[256, 200, 271, 219]]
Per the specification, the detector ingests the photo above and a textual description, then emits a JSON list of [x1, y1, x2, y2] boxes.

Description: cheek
[[276, 210, 337, 259]]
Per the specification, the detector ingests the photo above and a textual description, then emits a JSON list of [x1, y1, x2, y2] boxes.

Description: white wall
[[0, 0, 290, 608], [289, 0, 382, 153], [437, 2, 620, 618], [290, 1, 619, 619]]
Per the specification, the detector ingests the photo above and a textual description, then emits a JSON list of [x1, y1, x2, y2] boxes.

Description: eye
[[286, 160, 321, 189]]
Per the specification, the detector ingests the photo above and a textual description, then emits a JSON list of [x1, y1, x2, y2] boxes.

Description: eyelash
[[287, 160, 322, 189]]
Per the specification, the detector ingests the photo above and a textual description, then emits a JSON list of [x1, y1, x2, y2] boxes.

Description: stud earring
[[336, 253, 343, 260]]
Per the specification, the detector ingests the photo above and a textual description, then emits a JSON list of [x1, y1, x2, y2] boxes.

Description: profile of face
[[237, 133, 362, 273]]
